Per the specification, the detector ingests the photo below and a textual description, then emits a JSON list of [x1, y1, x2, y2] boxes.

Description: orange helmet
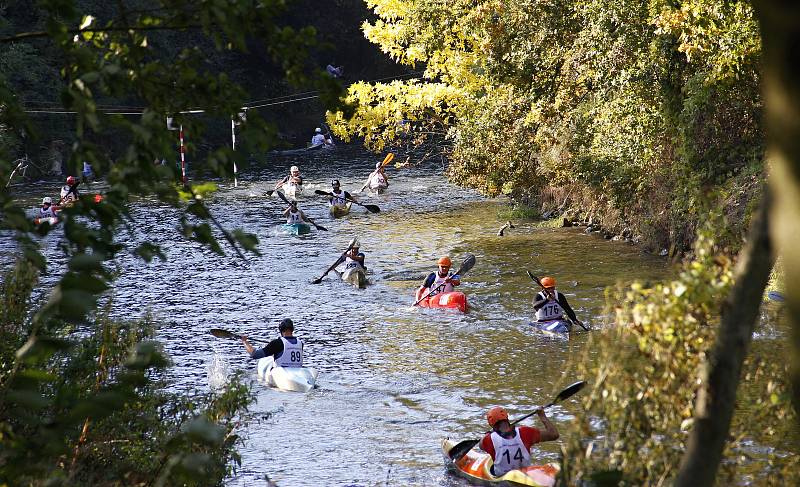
[[541, 276, 556, 288], [487, 406, 509, 428], [438, 256, 452, 267]]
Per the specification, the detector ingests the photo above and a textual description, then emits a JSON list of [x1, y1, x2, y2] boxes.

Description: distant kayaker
[[329, 179, 356, 207], [275, 165, 303, 190], [283, 200, 311, 224], [415, 256, 460, 301], [336, 242, 366, 271], [480, 406, 559, 476], [38, 197, 58, 219], [59, 176, 80, 205], [240, 318, 303, 367], [369, 162, 389, 191], [533, 276, 585, 330]]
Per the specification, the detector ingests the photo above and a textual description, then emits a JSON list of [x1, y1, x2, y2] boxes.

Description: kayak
[[282, 222, 311, 235], [369, 180, 388, 194], [417, 291, 468, 312], [257, 357, 318, 393], [442, 438, 559, 487], [370, 186, 387, 195], [341, 264, 367, 289], [33, 217, 60, 225], [329, 202, 352, 218], [282, 182, 303, 200], [530, 319, 571, 337]]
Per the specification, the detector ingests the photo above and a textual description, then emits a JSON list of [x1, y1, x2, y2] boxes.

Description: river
[[4, 145, 787, 486]]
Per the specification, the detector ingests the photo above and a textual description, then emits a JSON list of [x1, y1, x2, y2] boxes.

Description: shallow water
[[8, 145, 781, 486]]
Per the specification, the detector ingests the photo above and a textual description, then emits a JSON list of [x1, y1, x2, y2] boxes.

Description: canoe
[[282, 222, 311, 235], [282, 182, 303, 200], [417, 291, 468, 312], [530, 319, 571, 337], [341, 264, 367, 289], [329, 202, 352, 218], [257, 357, 318, 393], [442, 438, 559, 487]]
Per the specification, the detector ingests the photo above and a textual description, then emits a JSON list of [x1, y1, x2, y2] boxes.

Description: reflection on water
[[3, 146, 679, 485]]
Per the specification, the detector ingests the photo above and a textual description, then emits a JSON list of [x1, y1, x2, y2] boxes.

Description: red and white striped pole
[[179, 124, 187, 184]]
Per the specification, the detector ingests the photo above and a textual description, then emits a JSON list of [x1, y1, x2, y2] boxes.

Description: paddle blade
[[456, 254, 476, 276], [448, 439, 480, 461], [314, 190, 330, 196], [210, 328, 239, 339], [265, 190, 275, 197], [553, 380, 586, 404], [315, 224, 328, 231], [311, 277, 324, 284], [363, 204, 380, 213], [382, 152, 394, 166]]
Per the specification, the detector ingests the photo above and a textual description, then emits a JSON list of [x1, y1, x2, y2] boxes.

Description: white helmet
[[290, 165, 299, 172], [315, 127, 322, 133], [42, 197, 52, 204]]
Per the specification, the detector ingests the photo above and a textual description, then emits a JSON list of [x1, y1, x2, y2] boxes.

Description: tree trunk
[[674, 191, 774, 487], [752, 0, 800, 419]]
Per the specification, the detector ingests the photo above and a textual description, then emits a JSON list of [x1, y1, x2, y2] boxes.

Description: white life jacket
[[490, 429, 532, 476], [287, 209, 302, 224], [311, 134, 326, 146], [345, 255, 362, 269], [429, 272, 454, 297], [330, 189, 347, 206], [535, 290, 564, 321], [39, 207, 56, 218], [60, 185, 77, 203], [275, 337, 303, 367], [369, 172, 387, 189]]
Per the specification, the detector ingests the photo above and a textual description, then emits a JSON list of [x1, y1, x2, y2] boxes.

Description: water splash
[[206, 352, 230, 392]]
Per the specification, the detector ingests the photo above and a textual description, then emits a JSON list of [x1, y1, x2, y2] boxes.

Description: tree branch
[[674, 189, 774, 487], [1, 24, 203, 43]]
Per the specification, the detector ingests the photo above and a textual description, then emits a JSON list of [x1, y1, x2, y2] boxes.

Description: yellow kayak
[[442, 439, 559, 487], [329, 202, 351, 218]]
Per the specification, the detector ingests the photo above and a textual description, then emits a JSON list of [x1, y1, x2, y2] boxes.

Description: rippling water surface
[[3, 146, 679, 486]]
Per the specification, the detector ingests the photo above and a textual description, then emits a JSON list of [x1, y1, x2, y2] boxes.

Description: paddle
[[276, 190, 328, 231], [210, 328, 245, 340], [448, 380, 587, 462], [312, 238, 357, 284], [314, 190, 380, 213], [412, 254, 476, 306], [527, 271, 589, 331], [358, 153, 394, 192]]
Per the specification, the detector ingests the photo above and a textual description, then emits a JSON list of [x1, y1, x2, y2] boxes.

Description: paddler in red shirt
[[479, 406, 559, 476]]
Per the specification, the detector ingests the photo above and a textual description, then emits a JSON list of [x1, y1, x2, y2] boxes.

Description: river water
[[3, 145, 787, 486]]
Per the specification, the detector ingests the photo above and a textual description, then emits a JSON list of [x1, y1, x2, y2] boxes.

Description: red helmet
[[66, 176, 76, 185], [541, 276, 556, 288], [487, 406, 509, 428], [437, 256, 452, 267]]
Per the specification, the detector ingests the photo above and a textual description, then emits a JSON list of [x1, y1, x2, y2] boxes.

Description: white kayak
[[341, 264, 368, 289], [257, 357, 318, 393]]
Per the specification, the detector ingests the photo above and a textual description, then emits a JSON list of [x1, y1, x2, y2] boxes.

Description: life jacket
[[535, 290, 565, 321], [275, 337, 303, 367], [345, 254, 364, 269], [287, 209, 302, 224], [60, 185, 78, 203], [370, 171, 387, 188], [311, 133, 326, 146], [39, 206, 56, 218], [428, 272, 454, 297], [490, 429, 532, 476], [330, 189, 348, 207]]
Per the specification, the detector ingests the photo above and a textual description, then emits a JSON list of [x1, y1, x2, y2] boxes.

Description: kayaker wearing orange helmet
[[415, 256, 461, 301], [480, 406, 559, 476], [533, 276, 585, 330]]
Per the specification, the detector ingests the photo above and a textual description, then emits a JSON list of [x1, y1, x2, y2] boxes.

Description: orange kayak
[[442, 438, 559, 486], [417, 291, 467, 312]]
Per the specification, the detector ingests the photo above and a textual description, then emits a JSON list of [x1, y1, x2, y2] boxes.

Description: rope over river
[[2, 145, 787, 485]]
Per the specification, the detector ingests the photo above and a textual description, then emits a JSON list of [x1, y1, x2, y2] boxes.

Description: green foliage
[[558, 229, 798, 484], [0, 260, 254, 485], [333, 0, 765, 249]]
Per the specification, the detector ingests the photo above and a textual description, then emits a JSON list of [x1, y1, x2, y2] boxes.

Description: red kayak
[[417, 291, 468, 312]]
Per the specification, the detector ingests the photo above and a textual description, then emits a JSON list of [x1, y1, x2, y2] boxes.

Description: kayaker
[[329, 179, 357, 207], [369, 162, 389, 190], [336, 242, 366, 270], [283, 200, 311, 224], [275, 165, 303, 190], [38, 197, 58, 219], [480, 406, 559, 476], [311, 128, 334, 147], [59, 176, 80, 205], [532, 276, 585, 330], [415, 256, 460, 301], [240, 318, 303, 367]]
